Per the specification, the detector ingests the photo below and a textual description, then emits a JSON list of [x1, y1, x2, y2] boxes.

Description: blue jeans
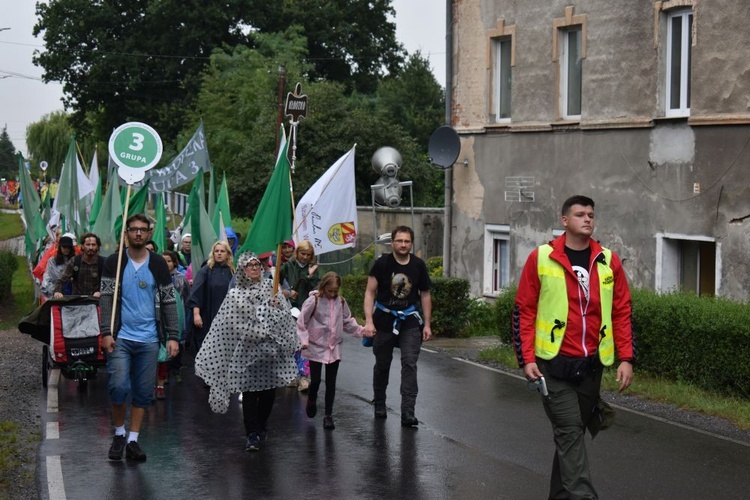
[[372, 324, 422, 415], [107, 338, 159, 408]]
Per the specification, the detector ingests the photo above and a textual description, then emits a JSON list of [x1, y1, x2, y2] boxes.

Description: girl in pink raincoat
[[297, 272, 371, 430]]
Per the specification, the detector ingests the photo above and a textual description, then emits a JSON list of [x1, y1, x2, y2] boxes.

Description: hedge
[[494, 286, 750, 399], [0, 250, 17, 302]]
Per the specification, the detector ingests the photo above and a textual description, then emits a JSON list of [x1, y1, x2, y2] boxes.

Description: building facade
[[448, 0, 750, 300]]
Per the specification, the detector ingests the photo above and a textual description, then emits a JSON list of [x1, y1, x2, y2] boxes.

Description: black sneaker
[[245, 432, 261, 451], [108, 435, 126, 460], [374, 404, 387, 419], [323, 415, 335, 430], [306, 397, 317, 418], [125, 441, 147, 462], [401, 414, 419, 427]]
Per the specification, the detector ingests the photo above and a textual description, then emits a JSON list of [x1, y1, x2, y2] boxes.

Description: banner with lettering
[[119, 123, 211, 193]]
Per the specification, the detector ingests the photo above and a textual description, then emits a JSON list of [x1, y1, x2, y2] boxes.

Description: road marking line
[[46, 455, 66, 500], [451, 357, 750, 448], [46, 422, 59, 440], [47, 369, 60, 413]]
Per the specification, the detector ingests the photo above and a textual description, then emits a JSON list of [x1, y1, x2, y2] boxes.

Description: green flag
[[208, 165, 217, 221], [88, 151, 103, 230], [92, 175, 123, 257], [126, 180, 151, 216], [153, 192, 168, 254], [238, 130, 292, 255], [18, 154, 46, 260], [211, 174, 232, 236], [188, 180, 217, 269], [56, 136, 84, 237], [181, 173, 204, 233]]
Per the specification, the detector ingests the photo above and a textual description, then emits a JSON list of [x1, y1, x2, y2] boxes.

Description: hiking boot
[[245, 432, 261, 452], [108, 435, 126, 460], [374, 404, 387, 419], [125, 441, 147, 462], [401, 414, 419, 428], [323, 415, 335, 430], [154, 386, 166, 400], [306, 397, 317, 418], [298, 376, 309, 393]]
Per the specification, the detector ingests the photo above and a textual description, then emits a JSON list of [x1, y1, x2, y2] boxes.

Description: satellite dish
[[428, 126, 461, 169]]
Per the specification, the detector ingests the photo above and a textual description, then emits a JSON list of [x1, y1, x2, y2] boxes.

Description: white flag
[[88, 149, 99, 188], [293, 146, 357, 256], [77, 155, 95, 200]]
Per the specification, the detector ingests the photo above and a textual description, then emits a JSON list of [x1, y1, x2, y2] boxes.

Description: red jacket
[[513, 234, 634, 365]]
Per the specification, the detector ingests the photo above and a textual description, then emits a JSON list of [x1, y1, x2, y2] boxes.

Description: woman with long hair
[[40, 235, 75, 298], [187, 240, 234, 352]]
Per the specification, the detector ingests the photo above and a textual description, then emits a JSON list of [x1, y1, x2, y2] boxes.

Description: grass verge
[[478, 344, 750, 430], [0, 256, 36, 329], [0, 212, 24, 240]]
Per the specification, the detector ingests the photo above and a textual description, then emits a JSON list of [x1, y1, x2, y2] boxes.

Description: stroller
[[19, 296, 106, 391]]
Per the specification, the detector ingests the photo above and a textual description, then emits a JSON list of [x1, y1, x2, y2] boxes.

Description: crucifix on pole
[[284, 83, 308, 173]]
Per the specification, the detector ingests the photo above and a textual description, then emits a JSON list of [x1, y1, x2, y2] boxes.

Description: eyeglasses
[[127, 227, 149, 234], [247, 263, 262, 268]]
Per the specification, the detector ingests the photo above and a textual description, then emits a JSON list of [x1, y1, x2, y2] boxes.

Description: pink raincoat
[[297, 291, 364, 364]]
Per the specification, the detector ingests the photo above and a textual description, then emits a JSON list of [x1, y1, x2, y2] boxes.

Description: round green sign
[[108, 122, 163, 174]]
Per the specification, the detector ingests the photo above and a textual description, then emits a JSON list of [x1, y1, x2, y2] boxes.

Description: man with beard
[[53, 233, 106, 298], [363, 225, 432, 427], [99, 214, 179, 462]]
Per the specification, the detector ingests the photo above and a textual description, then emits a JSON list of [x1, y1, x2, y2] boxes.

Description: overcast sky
[[0, 0, 446, 157]]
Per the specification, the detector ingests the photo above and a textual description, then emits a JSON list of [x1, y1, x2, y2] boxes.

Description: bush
[[0, 251, 18, 302], [426, 277, 471, 337], [341, 275, 367, 319], [631, 289, 750, 398], [425, 256, 443, 278], [494, 284, 518, 344]]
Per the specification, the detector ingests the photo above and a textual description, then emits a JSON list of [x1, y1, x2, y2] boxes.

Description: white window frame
[[560, 27, 582, 120], [483, 224, 510, 296], [665, 9, 692, 117], [655, 233, 721, 296], [492, 38, 512, 122]]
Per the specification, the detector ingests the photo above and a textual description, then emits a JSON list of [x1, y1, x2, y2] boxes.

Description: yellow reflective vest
[[535, 245, 615, 366]]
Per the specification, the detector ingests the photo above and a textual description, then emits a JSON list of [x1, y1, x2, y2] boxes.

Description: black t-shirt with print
[[564, 245, 592, 301], [369, 253, 431, 332]]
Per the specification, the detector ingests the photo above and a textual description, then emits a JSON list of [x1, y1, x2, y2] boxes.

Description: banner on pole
[[120, 123, 210, 193]]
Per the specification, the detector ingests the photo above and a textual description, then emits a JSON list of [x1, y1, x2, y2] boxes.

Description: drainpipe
[[442, 0, 453, 277]]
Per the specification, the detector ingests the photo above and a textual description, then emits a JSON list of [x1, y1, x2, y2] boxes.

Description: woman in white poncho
[[195, 252, 298, 451]]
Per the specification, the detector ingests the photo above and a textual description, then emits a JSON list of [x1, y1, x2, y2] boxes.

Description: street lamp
[[0, 28, 10, 32]]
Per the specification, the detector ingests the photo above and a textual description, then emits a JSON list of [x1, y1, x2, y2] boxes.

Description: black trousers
[[242, 388, 276, 435], [308, 360, 340, 416]]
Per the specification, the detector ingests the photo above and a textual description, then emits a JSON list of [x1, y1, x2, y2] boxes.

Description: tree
[[25, 111, 74, 180], [243, 0, 404, 93], [188, 35, 443, 217], [33, 0, 252, 147], [376, 52, 446, 150], [0, 126, 16, 179]]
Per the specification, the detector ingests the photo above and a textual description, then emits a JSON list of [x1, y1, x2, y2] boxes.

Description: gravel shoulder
[[0, 328, 42, 500]]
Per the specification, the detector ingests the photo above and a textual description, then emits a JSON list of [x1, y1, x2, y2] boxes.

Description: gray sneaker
[[108, 435, 126, 460]]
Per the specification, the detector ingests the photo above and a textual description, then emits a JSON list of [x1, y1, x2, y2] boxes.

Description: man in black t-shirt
[[364, 225, 432, 427]]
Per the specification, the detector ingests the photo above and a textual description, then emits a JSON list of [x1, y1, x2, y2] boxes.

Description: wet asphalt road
[[38, 337, 750, 499]]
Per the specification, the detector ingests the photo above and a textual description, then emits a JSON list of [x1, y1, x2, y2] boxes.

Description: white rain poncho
[[195, 252, 299, 413]]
